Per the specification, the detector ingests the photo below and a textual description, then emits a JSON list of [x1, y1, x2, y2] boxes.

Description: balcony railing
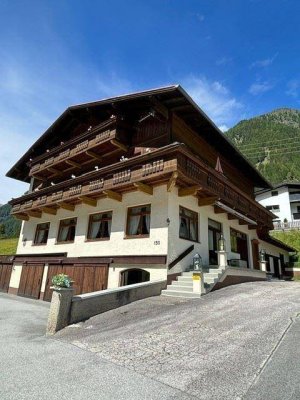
[[11, 145, 274, 228], [289, 193, 300, 202], [28, 118, 128, 180], [273, 220, 300, 231]]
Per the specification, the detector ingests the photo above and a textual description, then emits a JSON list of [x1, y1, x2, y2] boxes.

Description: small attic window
[[271, 190, 278, 196]]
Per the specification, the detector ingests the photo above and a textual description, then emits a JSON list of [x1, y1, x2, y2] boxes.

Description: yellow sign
[[192, 275, 201, 281]]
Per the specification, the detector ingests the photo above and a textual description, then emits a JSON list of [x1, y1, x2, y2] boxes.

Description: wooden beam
[[34, 175, 47, 182], [149, 96, 169, 119], [14, 213, 29, 221], [110, 139, 128, 152], [214, 205, 226, 214], [167, 171, 178, 192], [133, 182, 153, 195], [248, 225, 257, 230], [66, 159, 81, 169], [227, 214, 238, 220], [198, 196, 217, 207], [178, 185, 201, 197], [85, 150, 103, 161], [239, 219, 248, 225], [103, 190, 122, 202], [42, 207, 57, 215], [58, 202, 75, 212], [78, 196, 97, 207], [47, 167, 61, 175], [27, 210, 42, 218]]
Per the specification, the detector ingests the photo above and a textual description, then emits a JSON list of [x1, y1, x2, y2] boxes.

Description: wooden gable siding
[[132, 116, 171, 147], [171, 114, 254, 197]]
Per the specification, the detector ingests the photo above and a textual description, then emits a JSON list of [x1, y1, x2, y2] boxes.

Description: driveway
[[0, 293, 193, 400], [1, 282, 300, 399]]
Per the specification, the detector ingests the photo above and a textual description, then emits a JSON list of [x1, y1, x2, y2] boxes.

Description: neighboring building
[[256, 183, 300, 229], [1, 85, 294, 300]]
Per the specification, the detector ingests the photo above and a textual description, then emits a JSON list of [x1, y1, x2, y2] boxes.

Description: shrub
[[51, 274, 73, 288]]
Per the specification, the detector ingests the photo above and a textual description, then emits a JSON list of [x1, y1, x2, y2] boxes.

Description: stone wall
[[69, 279, 167, 324]]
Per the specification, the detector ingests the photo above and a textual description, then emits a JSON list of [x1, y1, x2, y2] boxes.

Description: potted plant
[[51, 273, 73, 289]]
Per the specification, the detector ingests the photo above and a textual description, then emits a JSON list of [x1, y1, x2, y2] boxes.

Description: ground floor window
[[120, 268, 150, 286], [179, 206, 198, 241], [87, 211, 112, 240], [126, 205, 151, 237], [57, 218, 77, 243], [34, 222, 50, 245]]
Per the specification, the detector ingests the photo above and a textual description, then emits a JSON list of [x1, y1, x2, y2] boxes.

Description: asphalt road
[[1, 281, 300, 399]]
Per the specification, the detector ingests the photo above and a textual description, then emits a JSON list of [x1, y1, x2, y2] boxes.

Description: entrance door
[[43, 264, 108, 301], [273, 258, 280, 278], [251, 240, 260, 270], [230, 228, 249, 267], [0, 263, 13, 293], [208, 219, 222, 265], [18, 264, 44, 299]]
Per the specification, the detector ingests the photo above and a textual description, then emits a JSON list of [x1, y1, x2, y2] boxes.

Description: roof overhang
[[6, 84, 272, 189]]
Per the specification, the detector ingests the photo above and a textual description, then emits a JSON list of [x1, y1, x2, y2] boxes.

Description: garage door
[[18, 264, 44, 299], [43, 264, 108, 302], [0, 263, 13, 293]]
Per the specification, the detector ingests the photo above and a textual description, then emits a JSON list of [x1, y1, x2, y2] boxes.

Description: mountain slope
[[226, 108, 300, 184], [0, 204, 21, 239]]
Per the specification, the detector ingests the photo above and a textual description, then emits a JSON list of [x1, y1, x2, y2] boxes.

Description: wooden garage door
[[43, 264, 108, 302], [0, 263, 13, 293], [18, 264, 44, 299]]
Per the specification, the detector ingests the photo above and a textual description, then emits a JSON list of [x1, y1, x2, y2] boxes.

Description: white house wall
[[168, 187, 290, 273], [256, 187, 291, 222], [17, 186, 169, 257], [16, 184, 290, 286]]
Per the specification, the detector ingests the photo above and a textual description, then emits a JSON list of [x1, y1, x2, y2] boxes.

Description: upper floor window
[[179, 206, 198, 242], [87, 212, 112, 240], [57, 218, 77, 243], [266, 205, 280, 212], [126, 205, 151, 237], [271, 191, 278, 196], [34, 222, 50, 245]]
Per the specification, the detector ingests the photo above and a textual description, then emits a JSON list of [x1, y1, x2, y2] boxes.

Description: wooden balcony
[[29, 117, 129, 181], [11, 144, 274, 229]]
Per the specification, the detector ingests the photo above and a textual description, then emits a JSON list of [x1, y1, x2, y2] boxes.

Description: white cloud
[[219, 125, 229, 132], [286, 80, 300, 98], [0, 55, 133, 204], [248, 81, 273, 95], [182, 76, 243, 128], [250, 53, 278, 68], [216, 57, 233, 66]]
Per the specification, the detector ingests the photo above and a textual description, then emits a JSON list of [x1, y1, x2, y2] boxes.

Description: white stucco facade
[[15, 184, 290, 287], [256, 185, 300, 223]]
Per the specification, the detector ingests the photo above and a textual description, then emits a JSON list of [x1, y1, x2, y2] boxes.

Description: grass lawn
[[0, 238, 18, 255], [271, 230, 300, 252]]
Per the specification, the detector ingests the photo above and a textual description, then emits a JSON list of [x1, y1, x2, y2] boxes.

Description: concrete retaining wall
[[211, 267, 267, 291], [70, 279, 167, 324]]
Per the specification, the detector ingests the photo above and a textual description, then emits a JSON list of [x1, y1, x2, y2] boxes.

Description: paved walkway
[[1, 282, 300, 399]]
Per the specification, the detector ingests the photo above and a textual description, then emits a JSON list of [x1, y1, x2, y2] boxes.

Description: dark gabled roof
[[6, 84, 271, 189], [256, 182, 300, 196]]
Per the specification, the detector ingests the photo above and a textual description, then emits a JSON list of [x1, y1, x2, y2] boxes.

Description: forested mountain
[[0, 204, 21, 238], [226, 108, 300, 185]]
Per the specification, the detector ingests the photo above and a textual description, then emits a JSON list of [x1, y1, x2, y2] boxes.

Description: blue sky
[[0, 0, 300, 203]]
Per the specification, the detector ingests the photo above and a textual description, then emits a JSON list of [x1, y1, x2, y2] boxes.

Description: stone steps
[[162, 266, 226, 298]]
